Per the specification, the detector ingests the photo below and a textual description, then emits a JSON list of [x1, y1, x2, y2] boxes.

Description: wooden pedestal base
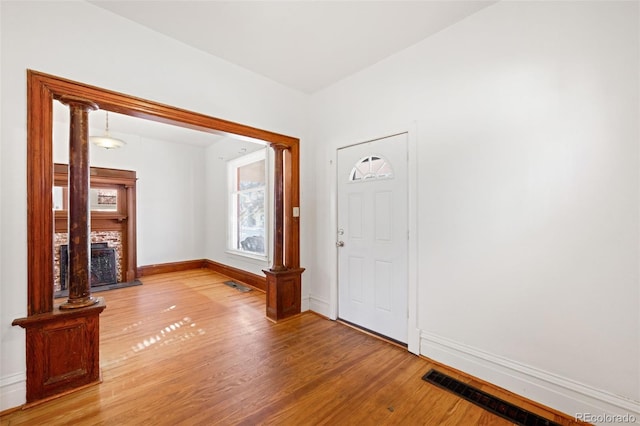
[[12, 298, 106, 403], [263, 268, 304, 321]]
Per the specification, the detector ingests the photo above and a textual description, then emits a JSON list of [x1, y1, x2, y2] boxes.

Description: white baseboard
[[309, 295, 330, 318], [0, 372, 26, 412], [421, 332, 640, 426], [301, 296, 310, 312]]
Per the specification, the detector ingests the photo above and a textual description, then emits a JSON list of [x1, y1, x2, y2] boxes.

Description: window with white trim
[[228, 149, 268, 258]]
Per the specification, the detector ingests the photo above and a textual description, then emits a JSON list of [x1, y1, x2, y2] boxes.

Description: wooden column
[[125, 182, 137, 282], [59, 96, 98, 309], [13, 94, 106, 403], [264, 144, 304, 321], [271, 144, 286, 272]]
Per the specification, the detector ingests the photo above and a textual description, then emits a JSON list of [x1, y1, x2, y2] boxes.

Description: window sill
[[225, 250, 269, 263]]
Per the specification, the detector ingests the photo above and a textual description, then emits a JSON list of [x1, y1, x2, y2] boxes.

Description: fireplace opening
[[60, 242, 117, 290]]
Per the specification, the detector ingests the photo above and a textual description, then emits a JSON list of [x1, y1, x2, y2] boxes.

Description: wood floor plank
[[1, 269, 581, 425]]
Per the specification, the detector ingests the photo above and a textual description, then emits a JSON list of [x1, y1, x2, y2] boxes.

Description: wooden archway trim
[[15, 70, 303, 402], [25, 69, 302, 316]]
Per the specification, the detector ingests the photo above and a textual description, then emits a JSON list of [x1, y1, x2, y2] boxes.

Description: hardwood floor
[[2, 269, 580, 425]]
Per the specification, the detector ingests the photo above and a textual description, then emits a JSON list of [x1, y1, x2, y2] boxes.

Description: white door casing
[[337, 133, 408, 344]]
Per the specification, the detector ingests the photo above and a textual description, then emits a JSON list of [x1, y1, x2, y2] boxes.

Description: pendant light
[[90, 111, 126, 149]]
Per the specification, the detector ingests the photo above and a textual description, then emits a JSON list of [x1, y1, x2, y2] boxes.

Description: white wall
[[309, 1, 639, 422], [0, 0, 310, 411]]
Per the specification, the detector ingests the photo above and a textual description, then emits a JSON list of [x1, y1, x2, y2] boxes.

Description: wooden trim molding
[[136, 259, 267, 292], [203, 260, 266, 292], [19, 69, 304, 405], [25, 69, 301, 316], [137, 260, 207, 277], [27, 70, 55, 315]]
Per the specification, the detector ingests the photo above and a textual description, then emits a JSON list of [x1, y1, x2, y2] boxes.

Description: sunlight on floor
[[131, 317, 205, 353]]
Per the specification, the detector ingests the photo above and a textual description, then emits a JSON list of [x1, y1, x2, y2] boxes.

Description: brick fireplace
[[54, 231, 124, 292]]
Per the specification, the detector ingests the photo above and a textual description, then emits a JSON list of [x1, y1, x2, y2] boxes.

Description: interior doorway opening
[[15, 69, 303, 403], [25, 69, 301, 316]]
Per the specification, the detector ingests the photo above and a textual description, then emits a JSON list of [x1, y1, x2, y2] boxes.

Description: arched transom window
[[349, 155, 394, 182]]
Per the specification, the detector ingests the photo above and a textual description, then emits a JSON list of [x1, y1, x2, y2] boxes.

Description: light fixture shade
[[90, 135, 126, 149], [90, 111, 126, 149]]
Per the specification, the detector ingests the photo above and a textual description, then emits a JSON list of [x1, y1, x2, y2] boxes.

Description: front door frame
[[333, 127, 419, 354]]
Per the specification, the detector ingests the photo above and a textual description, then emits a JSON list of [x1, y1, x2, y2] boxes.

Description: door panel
[[349, 193, 364, 239], [348, 256, 365, 303], [374, 191, 393, 241], [374, 260, 393, 312], [337, 133, 408, 343]]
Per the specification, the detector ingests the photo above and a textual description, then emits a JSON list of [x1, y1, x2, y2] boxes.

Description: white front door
[[337, 133, 408, 343]]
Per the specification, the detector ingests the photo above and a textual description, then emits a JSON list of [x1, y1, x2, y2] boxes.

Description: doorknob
[[336, 241, 345, 247]]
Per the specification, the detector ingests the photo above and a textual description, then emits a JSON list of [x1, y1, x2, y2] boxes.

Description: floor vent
[[422, 369, 560, 426], [224, 281, 252, 292]]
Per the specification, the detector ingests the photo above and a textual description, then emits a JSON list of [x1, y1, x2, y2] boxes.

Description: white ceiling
[[89, 0, 495, 94], [59, 1, 494, 148]]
